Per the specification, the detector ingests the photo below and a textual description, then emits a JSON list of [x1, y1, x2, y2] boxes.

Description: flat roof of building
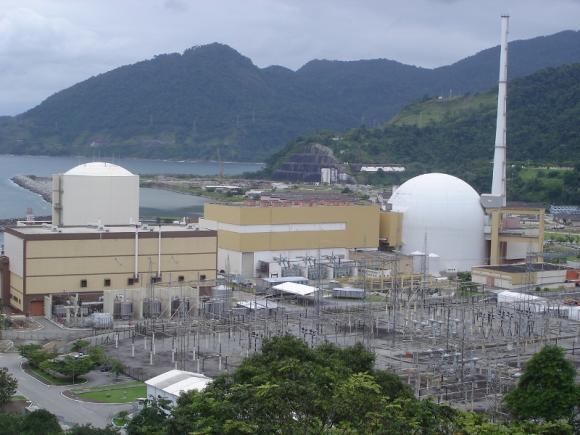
[[273, 282, 318, 296], [209, 191, 367, 207], [474, 263, 570, 273], [5, 224, 216, 240]]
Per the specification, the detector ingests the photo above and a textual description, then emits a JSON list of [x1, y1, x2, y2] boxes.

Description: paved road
[[2, 317, 93, 343], [0, 353, 133, 428]]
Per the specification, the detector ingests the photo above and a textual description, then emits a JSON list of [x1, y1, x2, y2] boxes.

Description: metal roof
[[145, 369, 211, 397], [497, 291, 544, 302], [273, 282, 318, 296]]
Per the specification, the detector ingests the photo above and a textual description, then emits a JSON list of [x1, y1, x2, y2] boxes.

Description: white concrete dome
[[388, 173, 485, 272], [65, 162, 133, 177]]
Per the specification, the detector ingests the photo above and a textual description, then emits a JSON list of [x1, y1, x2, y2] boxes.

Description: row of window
[[78, 274, 197, 288]]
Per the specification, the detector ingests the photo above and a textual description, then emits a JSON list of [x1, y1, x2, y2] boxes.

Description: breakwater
[[11, 175, 52, 203]]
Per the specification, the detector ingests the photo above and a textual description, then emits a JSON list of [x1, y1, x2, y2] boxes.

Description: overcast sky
[[1, 0, 580, 116]]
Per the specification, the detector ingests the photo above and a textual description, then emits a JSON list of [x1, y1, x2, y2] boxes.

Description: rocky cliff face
[[272, 143, 349, 182]]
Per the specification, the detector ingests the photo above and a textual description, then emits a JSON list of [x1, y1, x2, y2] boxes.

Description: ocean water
[[0, 154, 262, 219]]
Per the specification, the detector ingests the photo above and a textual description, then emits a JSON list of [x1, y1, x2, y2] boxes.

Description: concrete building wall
[[472, 270, 514, 289], [56, 174, 139, 226], [202, 203, 379, 253], [536, 269, 568, 286], [146, 385, 177, 405], [505, 240, 534, 261], [23, 237, 216, 295], [217, 248, 243, 275], [9, 273, 24, 311], [216, 247, 349, 278], [379, 212, 402, 247], [4, 232, 23, 277], [472, 267, 568, 290], [4, 227, 217, 314]]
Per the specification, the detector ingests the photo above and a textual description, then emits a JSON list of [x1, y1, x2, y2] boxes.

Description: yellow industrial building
[[3, 224, 217, 315], [199, 202, 380, 278], [486, 204, 545, 265]]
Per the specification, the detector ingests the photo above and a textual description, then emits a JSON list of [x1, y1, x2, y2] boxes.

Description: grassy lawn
[[25, 364, 85, 386], [10, 395, 28, 401], [71, 381, 146, 403]]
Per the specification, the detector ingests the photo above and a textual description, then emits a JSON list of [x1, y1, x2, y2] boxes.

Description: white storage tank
[[52, 162, 139, 226]]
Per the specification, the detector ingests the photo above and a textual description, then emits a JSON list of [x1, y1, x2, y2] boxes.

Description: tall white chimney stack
[[481, 15, 509, 209]]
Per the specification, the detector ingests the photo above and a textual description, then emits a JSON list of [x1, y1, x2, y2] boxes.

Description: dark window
[[178, 275, 185, 282], [80, 279, 87, 288], [200, 274, 206, 281], [128, 277, 135, 286], [104, 279, 111, 287], [150, 276, 161, 284]]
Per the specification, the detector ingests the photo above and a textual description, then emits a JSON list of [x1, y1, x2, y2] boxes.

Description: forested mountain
[[1, 30, 580, 161], [266, 63, 580, 203]]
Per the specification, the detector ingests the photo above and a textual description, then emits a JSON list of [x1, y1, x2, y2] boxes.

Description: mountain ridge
[[1, 29, 580, 161], [265, 62, 580, 203]]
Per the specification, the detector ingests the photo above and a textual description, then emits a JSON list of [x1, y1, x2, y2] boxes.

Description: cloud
[[0, 7, 129, 113], [163, 0, 188, 12]]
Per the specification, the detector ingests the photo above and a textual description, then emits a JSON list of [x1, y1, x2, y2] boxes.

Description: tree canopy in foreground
[[127, 336, 574, 434], [504, 345, 579, 423]]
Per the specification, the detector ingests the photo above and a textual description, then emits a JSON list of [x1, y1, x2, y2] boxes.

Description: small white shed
[[145, 370, 212, 405]]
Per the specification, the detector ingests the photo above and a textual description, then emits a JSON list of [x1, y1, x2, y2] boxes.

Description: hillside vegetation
[[1, 30, 580, 160], [266, 63, 580, 204]]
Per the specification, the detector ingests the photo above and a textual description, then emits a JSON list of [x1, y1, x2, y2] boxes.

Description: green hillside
[[1, 30, 580, 161], [266, 63, 580, 204], [389, 93, 497, 127]]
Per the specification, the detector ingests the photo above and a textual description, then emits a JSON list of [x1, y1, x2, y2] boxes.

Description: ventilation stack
[[481, 15, 509, 209]]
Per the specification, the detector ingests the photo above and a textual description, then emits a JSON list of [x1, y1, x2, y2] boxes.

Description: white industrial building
[[320, 167, 338, 184], [388, 173, 486, 272], [52, 162, 139, 226], [145, 370, 212, 405]]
